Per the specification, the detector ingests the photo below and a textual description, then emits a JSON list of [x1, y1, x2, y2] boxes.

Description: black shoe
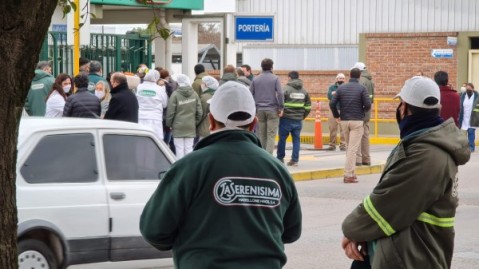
[[355, 162, 362, 166], [362, 162, 371, 166], [326, 146, 336, 151], [340, 148, 346, 151]]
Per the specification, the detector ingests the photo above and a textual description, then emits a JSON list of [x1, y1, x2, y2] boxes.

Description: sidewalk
[[282, 143, 395, 181]]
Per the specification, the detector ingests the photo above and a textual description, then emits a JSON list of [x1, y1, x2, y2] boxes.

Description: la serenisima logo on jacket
[[214, 177, 282, 208]]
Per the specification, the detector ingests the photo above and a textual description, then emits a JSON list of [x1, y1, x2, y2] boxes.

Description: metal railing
[[39, 32, 153, 77], [307, 97, 398, 138]]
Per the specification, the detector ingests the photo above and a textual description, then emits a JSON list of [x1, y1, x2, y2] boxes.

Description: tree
[[0, 0, 57, 268]]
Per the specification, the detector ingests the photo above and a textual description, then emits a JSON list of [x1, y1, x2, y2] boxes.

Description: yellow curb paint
[[291, 164, 385, 181], [276, 135, 399, 145]]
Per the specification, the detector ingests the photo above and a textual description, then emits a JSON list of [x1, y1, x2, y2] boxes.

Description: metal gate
[[40, 32, 152, 77]]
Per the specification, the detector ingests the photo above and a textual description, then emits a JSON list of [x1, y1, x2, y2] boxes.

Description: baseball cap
[[395, 76, 441, 109], [176, 74, 191, 87], [208, 81, 256, 127], [351, 62, 366, 70]]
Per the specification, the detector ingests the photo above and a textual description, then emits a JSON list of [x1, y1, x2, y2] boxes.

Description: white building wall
[[237, 0, 479, 46]]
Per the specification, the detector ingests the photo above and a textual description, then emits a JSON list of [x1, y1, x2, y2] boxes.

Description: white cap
[[336, 73, 345, 79], [126, 75, 140, 90], [395, 76, 441, 109], [351, 62, 366, 70], [176, 74, 191, 87], [208, 81, 256, 127], [202, 76, 219, 91], [143, 70, 160, 82]]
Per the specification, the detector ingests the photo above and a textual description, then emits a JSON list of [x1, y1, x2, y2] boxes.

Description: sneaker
[[340, 147, 346, 151], [326, 146, 336, 151], [355, 162, 362, 166], [287, 160, 298, 167]]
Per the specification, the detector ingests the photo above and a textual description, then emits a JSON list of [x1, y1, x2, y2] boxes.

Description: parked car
[[16, 117, 176, 269]]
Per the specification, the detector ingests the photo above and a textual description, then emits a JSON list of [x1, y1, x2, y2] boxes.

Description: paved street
[[70, 149, 479, 269], [284, 152, 479, 269]]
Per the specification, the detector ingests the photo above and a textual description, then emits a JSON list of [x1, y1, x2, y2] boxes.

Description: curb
[[290, 163, 385, 182]]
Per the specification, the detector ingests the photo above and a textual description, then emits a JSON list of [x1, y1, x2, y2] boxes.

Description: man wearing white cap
[[196, 75, 219, 139], [352, 62, 375, 166], [341, 76, 470, 269], [141, 81, 302, 269], [327, 73, 347, 151]]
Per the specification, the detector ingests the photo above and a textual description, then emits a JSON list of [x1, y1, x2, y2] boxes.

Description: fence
[[39, 32, 152, 77], [307, 97, 397, 138]]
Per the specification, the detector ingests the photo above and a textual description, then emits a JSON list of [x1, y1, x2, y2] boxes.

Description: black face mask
[[337, 81, 344, 85]]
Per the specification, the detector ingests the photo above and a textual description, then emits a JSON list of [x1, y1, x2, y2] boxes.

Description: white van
[[16, 118, 176, 269]]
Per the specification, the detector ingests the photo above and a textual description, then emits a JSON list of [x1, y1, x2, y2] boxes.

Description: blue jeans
[[276, 118, 302, 162], [467, 128, 476, 152]]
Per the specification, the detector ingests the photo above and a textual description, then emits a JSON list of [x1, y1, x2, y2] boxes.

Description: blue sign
[[431, 49, 454, 58], [235, 16, 274, 41]]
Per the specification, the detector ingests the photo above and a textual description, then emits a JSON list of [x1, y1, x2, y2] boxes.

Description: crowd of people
[[25, 57, 475, 268]]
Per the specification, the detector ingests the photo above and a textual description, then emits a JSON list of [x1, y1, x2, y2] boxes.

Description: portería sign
[[235, 16, 274, 41]]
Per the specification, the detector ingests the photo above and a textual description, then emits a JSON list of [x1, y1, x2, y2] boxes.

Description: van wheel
[[18, 239, 58, 269]]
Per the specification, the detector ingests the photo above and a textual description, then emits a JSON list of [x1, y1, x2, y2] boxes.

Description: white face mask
[[63, 86, 71, 93], [95, 90, 105, 100], [460, 87, 467, 93]]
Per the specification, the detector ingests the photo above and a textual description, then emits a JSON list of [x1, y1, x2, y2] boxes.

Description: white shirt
[[45, 91, 65, 118], [461, 94, 474, 130], [136, 81, 168, 121]]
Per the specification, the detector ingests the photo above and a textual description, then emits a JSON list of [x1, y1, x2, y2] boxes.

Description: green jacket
[[196, 89, 214, 137], [360, 70, 374, 121], [219, 72, 238, 86], [283, 79, 311, 120], [140, 130, 302, 269], [166, 85, 202, 138], [25, 70, 54, 116], [192, 72, 208, 97], [342, 119, 470, 269]]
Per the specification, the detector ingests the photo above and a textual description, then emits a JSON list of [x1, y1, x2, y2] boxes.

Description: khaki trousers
[[257, 110, 280, 154], [356, 112, 371, 163], [340, 120, 364, 177], [328, 109, 346, 149]]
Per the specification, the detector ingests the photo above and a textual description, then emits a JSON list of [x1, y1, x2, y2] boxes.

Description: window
[[103, 134, 171, 180], [21, 134, 98, 183]]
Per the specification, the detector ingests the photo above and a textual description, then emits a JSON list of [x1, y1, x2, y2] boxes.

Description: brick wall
[[365, 32, 458, 118], [209, 32, 458, 119]]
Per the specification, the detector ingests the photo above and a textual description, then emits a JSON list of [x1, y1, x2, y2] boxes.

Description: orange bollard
[[314, 101, 323, 149]]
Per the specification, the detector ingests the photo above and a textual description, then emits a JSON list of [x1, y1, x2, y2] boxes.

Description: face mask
[[461, 87, 467, 93], [337, 81, 344, 85], [95, 90, 105, 100], [63, 86, 71, 93]]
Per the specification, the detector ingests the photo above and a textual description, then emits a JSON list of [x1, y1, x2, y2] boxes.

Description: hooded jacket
[[219, 72, 238, 86], [104, 82, 139, 123], [342, 118, 470, 269], [140, 130, 302, 269], [196, 88, 214, 138], [283, 79, 311, 120], [25, 69, 54, 116], [166, 85, 202, 138]]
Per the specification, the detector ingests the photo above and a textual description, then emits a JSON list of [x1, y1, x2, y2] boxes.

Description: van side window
[[21, 133, 98, 183], [103, 134, 171, 180]]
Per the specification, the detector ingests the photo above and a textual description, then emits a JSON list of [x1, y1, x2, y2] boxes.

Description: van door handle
[[110, 192, 126, 200]]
